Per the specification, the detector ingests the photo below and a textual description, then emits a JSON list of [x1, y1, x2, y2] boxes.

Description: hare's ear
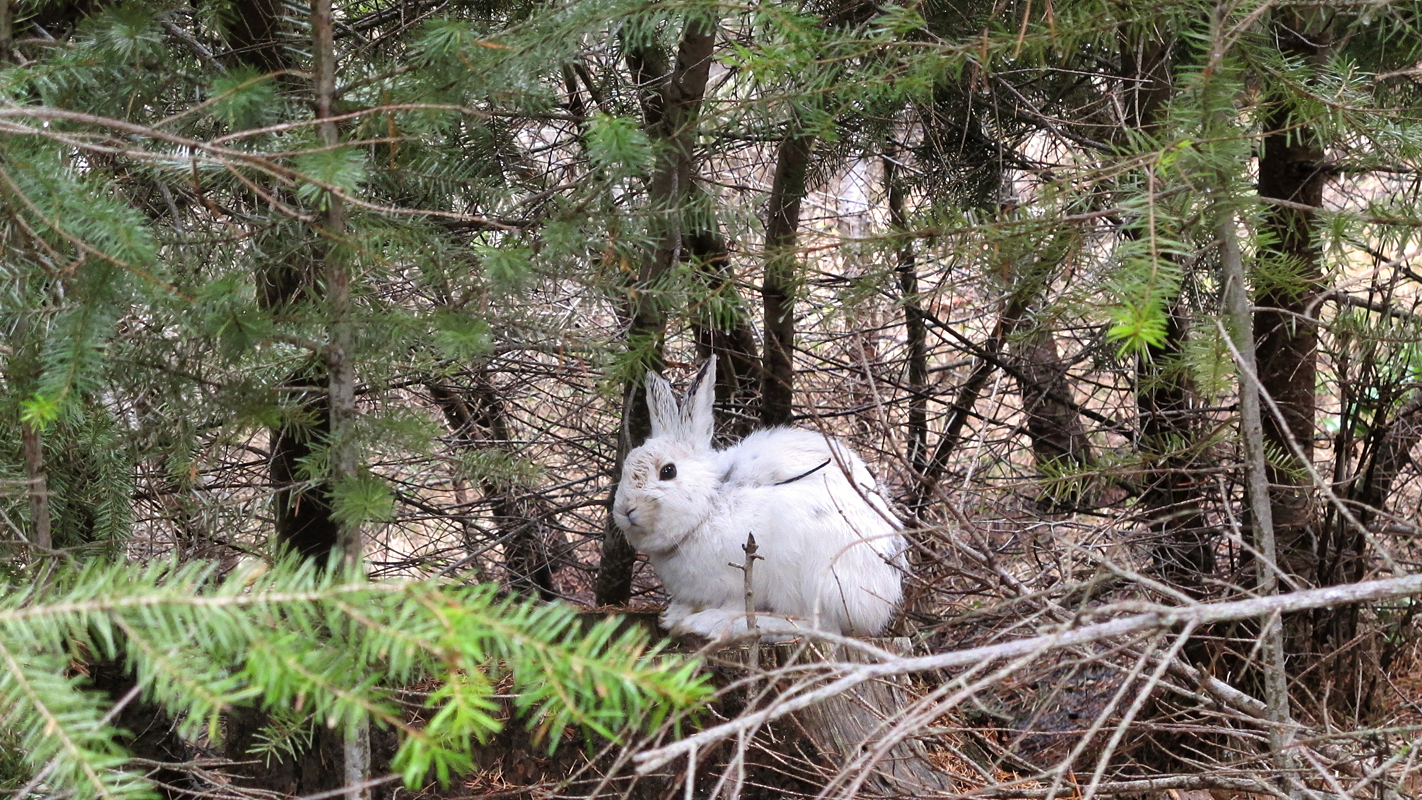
[[682, 356, 717, 447], [646, 370, 680, 440]]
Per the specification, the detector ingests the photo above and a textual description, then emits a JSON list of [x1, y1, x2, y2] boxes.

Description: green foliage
[[0, 728, 29, 791], [0, 139, 153, 425], [0, 559, 711, 800], [196, 274, 275, 362], [431, 311, 492, 362], [587, 114, 654, 176], [45, 408, 134, 550], [1105, 299, 1169, 356], [245, 706, 316, 767], [0, 404, 133, 550], [294, 147, 369, 207], [208, 68, 281, 132], [330, 472, 396, 527], [476, 242, 535, 293], [83, 4, 163, 63]]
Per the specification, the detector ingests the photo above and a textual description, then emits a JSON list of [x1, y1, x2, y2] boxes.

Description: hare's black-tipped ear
[[646, 370, 679, 440], [682, 356, 717, 447]]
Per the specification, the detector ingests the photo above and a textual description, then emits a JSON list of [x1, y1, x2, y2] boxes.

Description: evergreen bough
[[0, 558, 711, 798]]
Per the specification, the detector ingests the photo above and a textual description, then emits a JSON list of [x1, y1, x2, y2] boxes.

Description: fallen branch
[[634, 571, 1422, 773]]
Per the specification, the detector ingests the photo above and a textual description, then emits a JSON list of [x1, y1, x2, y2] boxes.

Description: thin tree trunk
[[220, 0, 348, 786], [21, 422, 51, 550], [311, 0, 369, 791], [1003, 233, 1093, 505], [234, 0, 338, 567], [1120, 30, 1214, 589], [1219, 184, 1295, 785], [223, 0, 286, 75], [0, 0, 11, 62], [689, 222, 761, 439], [1254, 11, 1361, 723], [1254, 9, 1331, 584], [885, 151, 927, 476], [1013, 328, 1092, 476], [313, 0, 358, 566], [760, 131, 814, 428], [596, 17, 715, 606], [14, 306, 52, 552], [1136, 300, 1215, 589], [429, 375, 560, 599]]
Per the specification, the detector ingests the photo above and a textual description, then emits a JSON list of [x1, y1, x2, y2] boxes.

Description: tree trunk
[[596, 17, 715, 606], [1013, 327, 1092, 478], [270, 372, 340, 560], [21, 421, 51, 550], [1135, 299, 1215, 590], [1218, 161, 1294, 779], [429, 374, 561, 599], [0, 0, 11, 63], [1120, 30, 1214, 590], [689, 221, 761, 439], [312, 0, 360, 567], [1254, 9, 1331, 585], [310, 0, 371, 790], [235, 0, 333, 567], [760, 131, 814, 428], [222, 0, 287, 75], [1002, 233, 1093, 506], [910, 234, 1079, 513], [885, 151, 928, 476], [226, 0, 363, 787], [221, 0, 336, 776], [11, 310, 52, 553]]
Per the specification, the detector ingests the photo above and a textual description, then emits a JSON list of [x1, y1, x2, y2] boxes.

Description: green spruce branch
[[0, 558, 711, 799]]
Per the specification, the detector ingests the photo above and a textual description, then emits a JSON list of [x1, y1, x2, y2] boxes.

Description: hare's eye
[[659, 464, 677, 481]]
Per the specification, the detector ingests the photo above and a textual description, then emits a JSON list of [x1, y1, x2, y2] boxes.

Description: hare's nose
[[624, 507, 638, 524]]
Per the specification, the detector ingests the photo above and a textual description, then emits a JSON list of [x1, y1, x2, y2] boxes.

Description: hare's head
[[612, 358, 720, 552]]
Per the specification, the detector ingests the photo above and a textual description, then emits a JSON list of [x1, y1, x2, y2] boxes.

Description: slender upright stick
[[730, 532, 763, 668], [1202, 6, 1294, 787], [311, 0, 368, 794], [1215, 127, 1295, 795], [1220, 211, 1294, 779]]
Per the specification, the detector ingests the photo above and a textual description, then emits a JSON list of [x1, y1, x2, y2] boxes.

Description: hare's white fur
[[612, 357, 906, 640]]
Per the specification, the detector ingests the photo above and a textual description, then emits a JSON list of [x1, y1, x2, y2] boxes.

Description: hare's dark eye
[[659, 463, 677, 481]]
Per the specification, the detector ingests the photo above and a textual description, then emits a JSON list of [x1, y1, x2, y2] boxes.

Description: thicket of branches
[[3, 0, 1422, 795]]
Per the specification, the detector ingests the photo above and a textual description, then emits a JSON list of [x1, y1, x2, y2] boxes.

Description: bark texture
[[1013, 327, 1092, 477], [596, 18, 716, 605], [222, 0, 287, 74], [886, 152, 928, 475], [1254, 9, 1331, 583], [430, 374, 561, 599], [690, 222, 762, 439], [760, 132, 814, 428], [223, 0, 358, 786], [1121, 30, 1214, 588]]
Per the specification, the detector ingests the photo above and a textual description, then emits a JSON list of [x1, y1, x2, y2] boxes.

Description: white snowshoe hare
[[612, 356, 907, 640]]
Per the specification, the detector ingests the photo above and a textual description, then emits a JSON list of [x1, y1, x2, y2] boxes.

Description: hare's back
[[720, 428, 873, 487]]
